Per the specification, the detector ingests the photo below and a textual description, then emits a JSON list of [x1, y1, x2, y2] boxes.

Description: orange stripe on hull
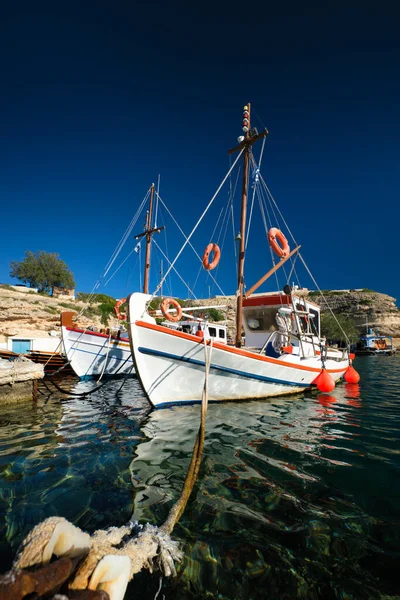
[[135, 320, 345, 374]]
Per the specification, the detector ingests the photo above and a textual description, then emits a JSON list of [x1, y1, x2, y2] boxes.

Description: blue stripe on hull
[[137, 346, 312, 388], [68, 346, 133, 363]]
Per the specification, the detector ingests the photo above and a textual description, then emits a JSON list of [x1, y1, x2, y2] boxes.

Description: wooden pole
[[235, 103, 251, 347], [143, 184, 155, 294], [244, 246, 301, 299]]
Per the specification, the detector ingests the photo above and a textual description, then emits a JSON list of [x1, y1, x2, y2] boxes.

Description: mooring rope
[[43, 356, 132, 397], [162, 337, 212, 534], [0, 340, 213, 600]]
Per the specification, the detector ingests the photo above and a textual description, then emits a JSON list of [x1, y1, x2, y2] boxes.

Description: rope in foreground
[[0, 339, 213, 600]]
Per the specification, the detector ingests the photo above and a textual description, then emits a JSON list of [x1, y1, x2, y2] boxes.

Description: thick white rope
[[150, 149, 244, 302]]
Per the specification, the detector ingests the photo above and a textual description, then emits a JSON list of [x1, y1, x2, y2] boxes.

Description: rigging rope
[[149, 149, 244, 304], [156, 193, 226, 297]]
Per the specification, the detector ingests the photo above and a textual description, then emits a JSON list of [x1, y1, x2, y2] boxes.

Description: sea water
[[0, 357, 399, 599]]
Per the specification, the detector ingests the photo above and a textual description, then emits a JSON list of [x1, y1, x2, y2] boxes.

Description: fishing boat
[[61, 183, 164, 379], [127, 104, 358, 407], [353, 329, 396, 356]]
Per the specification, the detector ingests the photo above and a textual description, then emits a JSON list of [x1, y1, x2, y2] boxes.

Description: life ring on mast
[[161, 297, 182, 322], [202, 243, 221, 271], [114, 298, 127, 321], [268, 228, 290, 258]]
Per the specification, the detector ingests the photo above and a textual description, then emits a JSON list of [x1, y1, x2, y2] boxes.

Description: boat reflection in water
[[127, 383, 391, 599]]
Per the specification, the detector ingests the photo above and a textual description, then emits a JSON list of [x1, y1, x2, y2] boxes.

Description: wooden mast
[[143, 183, 155, 294], [235, 104, 250, 347], [134, 183, 165, 294], [228, 104, 269, 348]]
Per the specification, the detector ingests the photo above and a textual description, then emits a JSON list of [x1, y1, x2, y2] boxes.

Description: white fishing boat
[[127, 103, 359, 407], [60, 312, 134, 379]]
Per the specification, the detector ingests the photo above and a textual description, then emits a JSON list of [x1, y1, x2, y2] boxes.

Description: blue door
[[12, 339, 31, 354]]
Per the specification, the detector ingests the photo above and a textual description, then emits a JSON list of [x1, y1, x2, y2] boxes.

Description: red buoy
[[344, 365, 360, 383], [312, 368, 335, 393]]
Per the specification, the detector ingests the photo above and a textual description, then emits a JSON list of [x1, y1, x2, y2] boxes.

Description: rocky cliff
[[0, 285, 121, 344], [306, 289, 400, 336], [188, 288, 400, 341], [1, 285, 399, 345]]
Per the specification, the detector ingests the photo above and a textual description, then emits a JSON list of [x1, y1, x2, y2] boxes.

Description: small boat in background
[[353, 329, 396, 356]]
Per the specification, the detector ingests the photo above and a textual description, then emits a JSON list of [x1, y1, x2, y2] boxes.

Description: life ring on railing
[[268, 228, 290, 258], [202, 243, 221, 271], [114, 298, 127, 321], [161, 297, 182, 322]]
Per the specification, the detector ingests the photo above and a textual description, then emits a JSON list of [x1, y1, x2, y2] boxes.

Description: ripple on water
[[0, 359, 399, 598]]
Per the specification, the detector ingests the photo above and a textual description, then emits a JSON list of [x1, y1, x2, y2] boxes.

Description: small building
[[3, 331, 61, 355]]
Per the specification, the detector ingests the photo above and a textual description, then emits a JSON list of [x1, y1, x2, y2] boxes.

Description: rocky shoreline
[[1, 285, 399, 349]]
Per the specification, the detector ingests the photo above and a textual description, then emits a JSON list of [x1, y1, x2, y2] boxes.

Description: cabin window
[[244, 308, 278, 332], [208, 327, 217, 337], [218, 329, 225, 339]]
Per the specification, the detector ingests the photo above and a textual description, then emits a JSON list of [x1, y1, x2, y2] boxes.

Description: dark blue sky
[[1, 2, 399, 302]]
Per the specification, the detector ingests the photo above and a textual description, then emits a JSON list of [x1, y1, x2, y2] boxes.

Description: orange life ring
[[202, 243, 221, 271], [114, 298, 127, 321], [268, 228, 290, 258], [161, 297, 182, 322]]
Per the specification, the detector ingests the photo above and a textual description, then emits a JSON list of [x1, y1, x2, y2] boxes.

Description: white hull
[[61, 326, 134, 379], [127, 293, 348, 408]]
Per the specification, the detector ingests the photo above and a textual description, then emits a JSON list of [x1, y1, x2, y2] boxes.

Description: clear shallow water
[[0, 358, 399, 599]]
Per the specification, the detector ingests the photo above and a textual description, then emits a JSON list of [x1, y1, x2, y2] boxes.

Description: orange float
[[268, 228, 290, 258], [161, 298, 182, 322], [114, 298, 127, 320], [202, 243, 221, 271], [312, 368, 335, 393], [344, 365, 360, 383]]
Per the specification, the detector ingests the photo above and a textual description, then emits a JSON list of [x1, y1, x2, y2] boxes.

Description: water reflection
[[0, 358, 399, 599]]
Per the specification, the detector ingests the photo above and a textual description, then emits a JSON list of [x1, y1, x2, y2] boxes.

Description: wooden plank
[[244, 246, 301, 299]]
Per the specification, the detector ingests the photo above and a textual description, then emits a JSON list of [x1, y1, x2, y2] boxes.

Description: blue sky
[[1, 2, 399, 303]]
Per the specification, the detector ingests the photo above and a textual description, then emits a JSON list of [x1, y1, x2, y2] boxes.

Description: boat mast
[[134, 183, 165, 294], [143, 183, 155, 294], [235, 104, 251, 347], [228, 104, 269, 348]]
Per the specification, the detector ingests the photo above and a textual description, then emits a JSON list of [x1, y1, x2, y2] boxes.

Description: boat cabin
[[162, 319, 228, 344], [242, 292, 321, 357]]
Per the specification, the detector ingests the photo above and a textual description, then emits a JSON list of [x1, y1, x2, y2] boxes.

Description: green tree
[[98, 297, 118, 327], [203, 307, 225, 322], [320, 312, 359, 344], [10, 251, 75, 294]]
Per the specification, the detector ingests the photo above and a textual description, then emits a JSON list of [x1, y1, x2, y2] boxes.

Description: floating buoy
[[344, 365, 360, 383], [313, 368, 335, 393]]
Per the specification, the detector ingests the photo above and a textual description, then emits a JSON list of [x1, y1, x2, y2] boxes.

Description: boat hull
[[128, 294, 348, 408], [61, 326, 135, 379]]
